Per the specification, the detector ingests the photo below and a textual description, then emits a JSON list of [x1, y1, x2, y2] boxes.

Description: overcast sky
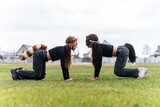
[[0, 0, 160, 57]]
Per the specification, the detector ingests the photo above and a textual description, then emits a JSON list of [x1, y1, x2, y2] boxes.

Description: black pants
[[17, 49, 48, 80], [114, 46, 138, 78]]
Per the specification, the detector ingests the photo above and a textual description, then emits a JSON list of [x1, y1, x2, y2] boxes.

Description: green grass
[[0, 63, 160, 107]]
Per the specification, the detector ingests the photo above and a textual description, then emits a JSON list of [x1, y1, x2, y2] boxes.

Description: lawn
[[0, 63, 159, 107]]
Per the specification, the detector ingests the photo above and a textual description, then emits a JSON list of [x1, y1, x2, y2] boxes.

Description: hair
[[124, 43, 136, 63], [87, 34, 99, 68], [65, 36, 76, 68]]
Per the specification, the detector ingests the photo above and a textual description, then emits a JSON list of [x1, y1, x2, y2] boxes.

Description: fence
[[1, 57, 160, 63]]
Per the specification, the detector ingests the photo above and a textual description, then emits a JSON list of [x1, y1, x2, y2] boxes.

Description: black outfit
[[94, 44, 139, 78], [49, 46, 69, 80], [16, 46, 69, 80]]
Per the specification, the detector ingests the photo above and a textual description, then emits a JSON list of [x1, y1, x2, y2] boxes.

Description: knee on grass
[[35, 75, 45, 80], [114, 70, 123, 77]]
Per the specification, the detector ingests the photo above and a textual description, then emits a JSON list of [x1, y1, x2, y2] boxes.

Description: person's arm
[[60, 58, 70, 80], [88, 47, 102, 80], [94, 50, 102, 78]]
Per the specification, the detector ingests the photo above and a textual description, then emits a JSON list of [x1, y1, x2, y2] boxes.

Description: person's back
[[49, 46, 65, 61], [97, 43, 113, 57]]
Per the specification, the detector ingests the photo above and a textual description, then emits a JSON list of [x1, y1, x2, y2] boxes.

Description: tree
[[142, 44, 151, 55]]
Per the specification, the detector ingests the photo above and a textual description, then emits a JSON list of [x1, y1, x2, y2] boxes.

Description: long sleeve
[[49, 46, 70, 80], [94, 47, 103, 78], [60, 58, 69, 80]]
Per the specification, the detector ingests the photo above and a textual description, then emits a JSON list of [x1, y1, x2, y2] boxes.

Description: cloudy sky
[[0, 0, 160, 57]]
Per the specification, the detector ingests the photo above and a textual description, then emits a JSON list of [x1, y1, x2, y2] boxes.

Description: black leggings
[[17, 49, 48, 80], [114, 46, 139, 78]]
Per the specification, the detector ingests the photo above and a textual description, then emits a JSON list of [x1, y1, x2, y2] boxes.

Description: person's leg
[[17, 50, 48, 80], [40, 61, 46, 79], [17, 69, 37, 80], [114, 46, 139, 78], [32, 50, 47, 80]]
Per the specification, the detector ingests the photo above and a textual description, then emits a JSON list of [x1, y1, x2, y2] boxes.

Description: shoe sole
[[11, 69, 19, 80]]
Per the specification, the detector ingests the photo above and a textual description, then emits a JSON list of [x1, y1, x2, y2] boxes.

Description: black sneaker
[[15, 67, 23, 71], [11, 69, 20, 80]]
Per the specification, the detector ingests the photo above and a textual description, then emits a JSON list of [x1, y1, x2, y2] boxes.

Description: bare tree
[[142, 44, 151, 55]]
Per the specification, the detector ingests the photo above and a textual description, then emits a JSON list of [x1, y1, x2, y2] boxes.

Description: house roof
[[16, 44, 31, 54]]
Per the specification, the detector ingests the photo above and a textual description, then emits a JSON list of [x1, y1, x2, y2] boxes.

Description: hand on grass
[[67, 78, 75, 81], [88, 77, 98, 80]]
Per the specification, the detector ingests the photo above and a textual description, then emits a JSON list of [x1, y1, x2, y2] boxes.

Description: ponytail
[[65, 45, 72, 68], [124, 43, 136, 63]]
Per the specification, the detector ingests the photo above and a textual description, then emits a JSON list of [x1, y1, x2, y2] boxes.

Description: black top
[[49, 46, 69, 80], [94, 44, 113, 78]]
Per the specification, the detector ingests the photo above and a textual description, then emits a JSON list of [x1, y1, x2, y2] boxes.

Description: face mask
[[86, 38, 91, 47]]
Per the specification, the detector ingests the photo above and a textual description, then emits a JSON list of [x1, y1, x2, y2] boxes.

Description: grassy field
[[0, 63, 160, 107]]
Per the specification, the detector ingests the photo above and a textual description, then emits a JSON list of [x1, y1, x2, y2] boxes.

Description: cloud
[[1, 0, 159, 32], [0, 0, 160, 57]]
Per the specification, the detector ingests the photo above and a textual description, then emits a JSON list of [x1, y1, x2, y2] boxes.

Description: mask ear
[[86, 38, 91, 47]]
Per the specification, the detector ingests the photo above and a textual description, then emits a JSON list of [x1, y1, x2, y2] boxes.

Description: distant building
[[82, 51, 91, 62], [16, 44, 32, 63], [16, 44, 31, 57], [0, 50, 18, 63], [150, 45, 160, 57], [102, 40, 111, 45], [3, 52, 17, 63]]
